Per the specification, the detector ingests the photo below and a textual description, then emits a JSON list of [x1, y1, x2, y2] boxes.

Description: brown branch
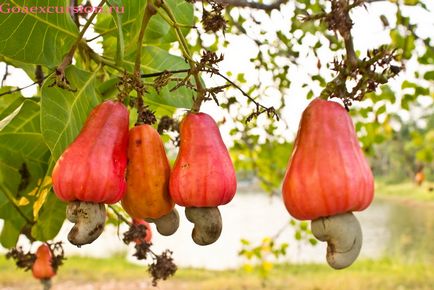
[[58, 0, 107, 72], [202, 0, 288, 11], [141, 69, 190, 78]]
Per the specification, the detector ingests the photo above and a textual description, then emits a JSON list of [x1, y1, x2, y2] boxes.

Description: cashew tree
[[0, 0, 433, 285]]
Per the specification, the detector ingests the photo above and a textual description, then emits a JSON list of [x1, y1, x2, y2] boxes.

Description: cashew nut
[[146, 208, 180, 236], [311, 212, 362, 269], [66, 201, 106, 247], [185, 207, 222, 246]]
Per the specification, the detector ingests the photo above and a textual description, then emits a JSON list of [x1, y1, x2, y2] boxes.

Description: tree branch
[[1, 64, 9, 87], [199, 0, 386, 12], [204, 0, 288, 11]]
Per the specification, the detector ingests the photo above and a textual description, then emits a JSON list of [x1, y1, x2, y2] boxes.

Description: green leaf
[[1, 99, 41, 133], [0, 0, 78, 67], [0, 133, 50, 201], [0, 100, 51, 247], [308, 238, 318, 246], [41, 66, 101, 160], [240, 238, 251, 246], [0, 220, 24, 248], [295, 230, 302, 240], [96, 1, 154, 57], [423, 71, 434, 81], [404, 0, 419, 5], [0, 101, 50, 199], [31, 191, 66, 241], [95, 0, 193, 60], [376, 104, 387, 115], [0, 88, 25, 121]]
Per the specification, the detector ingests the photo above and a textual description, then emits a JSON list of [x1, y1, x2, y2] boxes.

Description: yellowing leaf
[[16, 197, 29, 206], [32, 177, 53, 219]]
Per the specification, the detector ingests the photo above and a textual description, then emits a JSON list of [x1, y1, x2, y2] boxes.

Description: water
[[1, 192, 433, 269]]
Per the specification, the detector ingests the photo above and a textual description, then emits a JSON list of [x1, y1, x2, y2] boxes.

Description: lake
[[1, 190, 433, 270]]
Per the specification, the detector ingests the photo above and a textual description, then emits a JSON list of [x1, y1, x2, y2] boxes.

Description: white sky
[[0, 0, 433, 145]]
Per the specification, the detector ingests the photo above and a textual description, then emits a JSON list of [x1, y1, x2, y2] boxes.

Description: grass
[[1, 255, 433, 290], [375, 180, 434, 203]]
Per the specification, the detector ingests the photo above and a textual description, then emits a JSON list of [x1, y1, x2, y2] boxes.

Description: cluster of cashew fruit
[[52, 101, 236, 247], [52, 97, 373, 269], [282, 98, 374, 269]]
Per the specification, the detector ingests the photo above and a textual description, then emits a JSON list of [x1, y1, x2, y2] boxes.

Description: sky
[[0, 0, 433, 144]]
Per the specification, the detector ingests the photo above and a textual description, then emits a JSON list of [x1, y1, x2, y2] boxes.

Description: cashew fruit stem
[[66, 201, 106, 247], [146, 208, 180, 236], [41, 278, 52, 290], [311, 212, 362, 269], [185, 207, 222, 246]]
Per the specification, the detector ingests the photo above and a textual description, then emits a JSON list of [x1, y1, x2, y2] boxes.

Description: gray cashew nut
[[311, 212, 362, 269], [185, 207, 222, 246], [146, 208, 180, 236], [66, 201, 106, 247]]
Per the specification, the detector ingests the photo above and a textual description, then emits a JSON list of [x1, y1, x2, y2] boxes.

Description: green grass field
[[375, 180, 434, 203], [1, 255, 433, 290]]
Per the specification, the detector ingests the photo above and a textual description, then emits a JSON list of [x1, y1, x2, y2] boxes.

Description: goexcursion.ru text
[[0, 3, 124, 14]]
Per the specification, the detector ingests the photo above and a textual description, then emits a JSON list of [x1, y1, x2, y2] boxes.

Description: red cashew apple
[[122, 124, 179, 236], [282, 98, 374, 269], [170, 112, 237, 245], [32, 244, 55, 280], [52, 100, 129, 246]]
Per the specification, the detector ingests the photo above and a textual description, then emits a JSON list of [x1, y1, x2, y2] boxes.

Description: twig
[[157, 2, 206, 112], [56, 0, 108, 82], [108, 205, 132, 225], [1, 64, 9, 87], [205, 69, 278, 120], [197, 0, 288, 11], [134, 2, 157, 76], [133, 0, 158, 124], [0, 73, 53, 97], [77, 41, 120, 71], [141, 69, 190, 78]]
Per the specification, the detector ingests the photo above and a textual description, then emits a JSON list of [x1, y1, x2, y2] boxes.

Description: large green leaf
[[0, 0, 79, 67], [94, 0, 193, 59], [0, 88, 25, 121], [0, 100, 51, 247], [41, 66, 101, 160], [0, 219, 25, 248], [0, 101, 49, 198], [31, 191, 66, 241], [1, 99, 40, 133]]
